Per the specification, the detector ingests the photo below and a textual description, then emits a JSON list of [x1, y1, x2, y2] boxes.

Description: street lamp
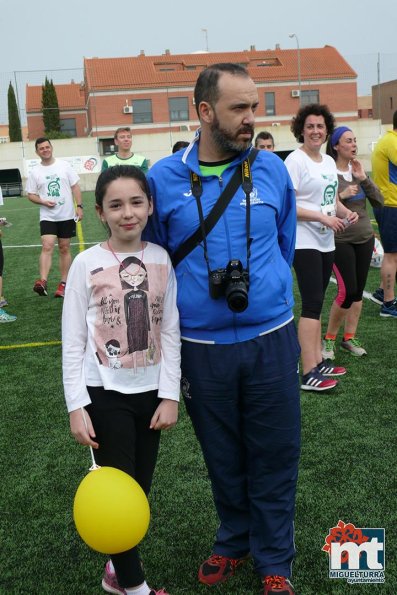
[[289, 34, 301, 105], [201, 28, 209, 52]]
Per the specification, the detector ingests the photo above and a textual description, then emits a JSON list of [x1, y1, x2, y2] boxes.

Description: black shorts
[[373, 206, 397, 253], [40, 219, 76, 239]]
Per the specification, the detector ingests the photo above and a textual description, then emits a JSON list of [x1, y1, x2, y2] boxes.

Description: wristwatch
[[76, 204, 83, 208]]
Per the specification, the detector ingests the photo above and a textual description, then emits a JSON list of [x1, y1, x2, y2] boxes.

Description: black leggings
[[293, 249, 334, 320], [333, 238, 374, 308], [86, 386, 161, 588]]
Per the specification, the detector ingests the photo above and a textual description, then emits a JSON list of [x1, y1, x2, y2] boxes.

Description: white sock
[[125, 581, 150, 595]]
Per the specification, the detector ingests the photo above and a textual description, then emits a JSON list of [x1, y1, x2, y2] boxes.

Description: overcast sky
[[0, 0, 396, 122]]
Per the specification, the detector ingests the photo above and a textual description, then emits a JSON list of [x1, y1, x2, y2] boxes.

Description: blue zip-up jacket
[[147, 136, 296, 344]]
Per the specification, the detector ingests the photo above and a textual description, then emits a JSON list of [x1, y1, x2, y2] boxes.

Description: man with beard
[[147, 63, 300, 595]]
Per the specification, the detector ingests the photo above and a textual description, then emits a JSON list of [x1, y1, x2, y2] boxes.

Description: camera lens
[[225, 282, 249, 313]]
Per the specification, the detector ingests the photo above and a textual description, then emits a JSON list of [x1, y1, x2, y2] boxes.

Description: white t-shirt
[[62, 242, 181, 412], [285, 149, 338, 252], [26, 159, 80, 222]]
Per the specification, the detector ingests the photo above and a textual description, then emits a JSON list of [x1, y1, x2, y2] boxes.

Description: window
[[169, 97, 189, 122], [60, 118, 77, 137], [265, 92, 276, 116], [301, 90, 319, 105], [133, 99, 153, 124]]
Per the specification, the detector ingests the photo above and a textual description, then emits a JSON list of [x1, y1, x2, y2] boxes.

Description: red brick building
[[26, 46, 358, 151], [26, 82, 87, 139]]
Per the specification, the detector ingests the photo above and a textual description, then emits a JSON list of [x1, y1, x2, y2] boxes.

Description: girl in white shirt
[[62, 165, 181, 595]]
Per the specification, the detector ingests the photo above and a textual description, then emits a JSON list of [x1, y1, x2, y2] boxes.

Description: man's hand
[[42, 199, 57, 207]]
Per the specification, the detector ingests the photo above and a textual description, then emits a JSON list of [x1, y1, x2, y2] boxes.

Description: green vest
[[101, 153, 149, 173]]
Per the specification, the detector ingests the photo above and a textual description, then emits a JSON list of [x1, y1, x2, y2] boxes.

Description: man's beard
[[210, 114, 254, 154]]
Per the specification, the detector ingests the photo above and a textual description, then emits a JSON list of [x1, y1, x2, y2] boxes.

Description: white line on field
[[2, 241, 97, 249]]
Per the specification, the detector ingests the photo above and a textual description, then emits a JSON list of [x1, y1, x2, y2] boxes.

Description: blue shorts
[[373, 206, 397, 253]]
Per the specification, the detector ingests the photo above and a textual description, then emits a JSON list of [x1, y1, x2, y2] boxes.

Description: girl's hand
[[351, 158, 367, 181], [321, 215, 346, 233], [344, 209, 359, 225], [339, 185, 359, 200], [150, 399, 178, 430], [69, 408, 99, 448]]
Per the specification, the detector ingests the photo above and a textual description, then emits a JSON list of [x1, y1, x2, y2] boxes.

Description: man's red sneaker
[[54, 281, 66, 298], [263, 575, 295, 594], [33, 279, 48, 296], [198, 553, 248, 586]]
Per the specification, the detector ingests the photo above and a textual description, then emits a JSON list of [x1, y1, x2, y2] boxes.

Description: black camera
[[209, 259, 249, 313]]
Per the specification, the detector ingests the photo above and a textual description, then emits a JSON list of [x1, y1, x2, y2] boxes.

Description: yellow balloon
[[73, 466, 150, 554]]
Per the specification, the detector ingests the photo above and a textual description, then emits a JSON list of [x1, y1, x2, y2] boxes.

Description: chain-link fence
[[0, 67, 84, 128]]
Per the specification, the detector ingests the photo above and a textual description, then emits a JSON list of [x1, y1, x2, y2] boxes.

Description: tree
[[7, 82, 22, 142], [42, 77, 61, 135]]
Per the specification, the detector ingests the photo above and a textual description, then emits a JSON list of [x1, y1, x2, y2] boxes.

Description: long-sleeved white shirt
[[62, 242, 181, 412]]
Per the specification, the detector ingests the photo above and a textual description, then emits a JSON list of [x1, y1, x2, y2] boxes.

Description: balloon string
[[80, 407, 101, 471]]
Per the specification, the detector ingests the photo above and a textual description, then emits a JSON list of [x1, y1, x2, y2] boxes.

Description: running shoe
[[317, 360, 346, 376], [322, 337, 335, 360], [370, 287, 384, 305], [101, 561, 169, 595], [263, 575, 295, 594], [0, 308, 16, 323], [0, 296, 8, 307], [341, 337, 367, 356], [33, 279, 48, 296], [54, 281, 66, 298], [198, 553, 249, 586], [380, 299, 397, 318], [301, 368, 338, 391], [102, 561, 126, 595]]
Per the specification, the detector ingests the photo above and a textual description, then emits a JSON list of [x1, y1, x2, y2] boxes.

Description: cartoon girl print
[[119, 256, 152, 369], [104, 339, 122, 369]]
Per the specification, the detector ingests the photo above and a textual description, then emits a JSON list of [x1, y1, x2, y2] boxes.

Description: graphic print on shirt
[[45, 174, 65, 205], [104, 339, 122, 369], [90, 257, 168, 372]]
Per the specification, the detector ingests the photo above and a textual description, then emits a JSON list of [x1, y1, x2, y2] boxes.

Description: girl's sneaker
[[341, 337, 367, 356], [102, 561, 126, 595], [322, 337, 335, 360], [101, 562, 169, 595], [0, 308, 16, 323], [317, 360, 346, 376], [0, 296, 8, 307], [301, 368, 337, 391]]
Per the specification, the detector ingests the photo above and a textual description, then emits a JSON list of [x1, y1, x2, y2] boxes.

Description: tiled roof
[[84, 46, 356, 91], [26, 83, 85, 112]]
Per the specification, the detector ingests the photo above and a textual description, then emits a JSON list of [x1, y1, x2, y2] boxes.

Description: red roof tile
[[84, 46, 356, 91], [26, 83, 85, 113]]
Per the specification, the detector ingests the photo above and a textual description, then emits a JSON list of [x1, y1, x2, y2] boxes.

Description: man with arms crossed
[[147, 63, 300, 595], [101, 127, 149, 173], [27, 138, 82, 298]]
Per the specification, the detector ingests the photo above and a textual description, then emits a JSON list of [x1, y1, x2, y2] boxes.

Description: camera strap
[[171, 148, 258, 268]]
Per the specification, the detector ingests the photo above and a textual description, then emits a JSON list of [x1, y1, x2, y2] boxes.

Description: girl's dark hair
[[326, 136, 338, 161], [119, 257, 148, 290], [290, 103, 335, 144], [95, 165, 151, 209]]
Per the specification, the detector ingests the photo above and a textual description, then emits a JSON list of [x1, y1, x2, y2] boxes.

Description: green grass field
[[0, 194, 395, 594]]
